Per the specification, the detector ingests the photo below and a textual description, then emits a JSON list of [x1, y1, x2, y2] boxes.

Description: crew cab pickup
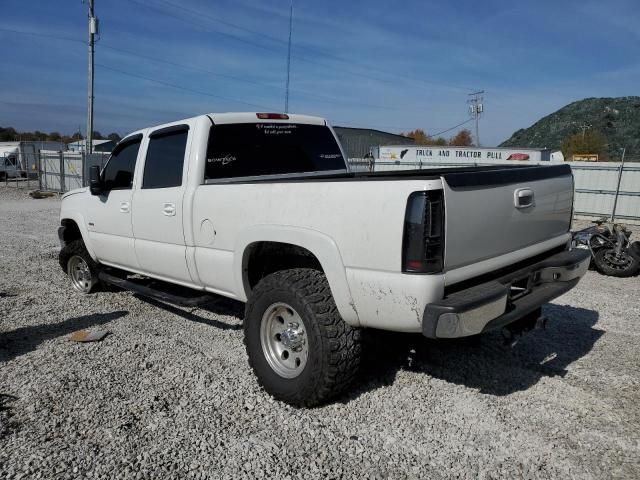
[[58, 112, 590, 406]]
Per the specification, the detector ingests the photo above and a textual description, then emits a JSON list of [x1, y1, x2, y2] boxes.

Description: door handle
[[514, 188, 535, 209], [119, 201, 130, 213], [163, 202, 176, 216]]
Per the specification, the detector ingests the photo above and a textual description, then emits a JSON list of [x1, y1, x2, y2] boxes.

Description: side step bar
[[98, 270, 216, 308]]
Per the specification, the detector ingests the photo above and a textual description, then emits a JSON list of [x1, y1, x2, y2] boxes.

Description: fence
[[1, 152, 40, 190], [4, 151, 639, 224], [347, 158, 640, 224], [37, 151, 110, 193]]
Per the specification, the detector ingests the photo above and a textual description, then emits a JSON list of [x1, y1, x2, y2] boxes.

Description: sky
[[0, 0, 639, 145]]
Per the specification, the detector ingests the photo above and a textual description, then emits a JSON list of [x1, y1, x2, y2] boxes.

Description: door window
[[142, 127, 188, 189], [102, 137, 141, 190]]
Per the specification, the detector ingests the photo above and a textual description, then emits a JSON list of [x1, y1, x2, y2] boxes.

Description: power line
[[95, 63, 277, 110], [1, 27, 476, 135], [0, 27, 84, 44], [99, 44, 404, 111], [0, 27, 405, 112], [430, 119, 474, 137], [128, 0, 475, 93], [333, 118, 473, 136]]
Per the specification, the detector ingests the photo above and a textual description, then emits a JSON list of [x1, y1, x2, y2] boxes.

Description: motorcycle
[[572, 219, 640, 278]]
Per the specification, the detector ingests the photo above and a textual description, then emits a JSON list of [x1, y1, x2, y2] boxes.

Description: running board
[[98, 271, 216, 308]]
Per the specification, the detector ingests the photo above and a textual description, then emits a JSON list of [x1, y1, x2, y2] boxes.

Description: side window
[[142, 128, 188, 189], [102, 138, 141, 190]]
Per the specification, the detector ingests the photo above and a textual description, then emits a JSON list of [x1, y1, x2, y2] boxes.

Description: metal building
[[0, 141, 66, 172], [66, 139, 115, 153], [333, 127, 414, 159]]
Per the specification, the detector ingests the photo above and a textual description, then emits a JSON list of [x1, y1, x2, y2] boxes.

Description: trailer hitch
[[501, 307, 546, 346]]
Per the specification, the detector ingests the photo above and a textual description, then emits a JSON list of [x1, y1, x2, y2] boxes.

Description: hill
[[500, 96, 640, 159]]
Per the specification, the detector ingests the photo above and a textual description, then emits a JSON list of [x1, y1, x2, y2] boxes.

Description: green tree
[[561, 129, 609, 161], [107, 132, 122, 142], [0, 127, 17, 141]]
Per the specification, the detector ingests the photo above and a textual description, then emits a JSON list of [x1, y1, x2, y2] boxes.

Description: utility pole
[[86, 0, 98, 155], [577, 122, 592, 140], [284, 0, 293, 113], [467, 90, 484, 147]]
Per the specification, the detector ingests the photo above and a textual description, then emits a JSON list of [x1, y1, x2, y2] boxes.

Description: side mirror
[[89, 165, 102, 195]]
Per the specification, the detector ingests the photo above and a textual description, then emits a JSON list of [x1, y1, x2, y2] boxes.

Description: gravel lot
[[1, 186, 638, 479]]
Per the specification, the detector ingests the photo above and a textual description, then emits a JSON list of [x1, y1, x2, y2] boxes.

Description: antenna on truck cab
[[285, 0, 293, 113]]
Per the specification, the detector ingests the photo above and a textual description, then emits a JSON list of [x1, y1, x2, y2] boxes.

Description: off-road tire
[[244, 268, 361, 407], [59, 239, 101, 293], [593, 247, 640, 278]]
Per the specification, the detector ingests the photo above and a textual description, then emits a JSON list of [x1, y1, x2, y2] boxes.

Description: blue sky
[[1, 0, 638, 145]]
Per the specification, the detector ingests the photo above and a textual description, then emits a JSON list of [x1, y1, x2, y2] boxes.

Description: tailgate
[[442, 165, 573, 270]]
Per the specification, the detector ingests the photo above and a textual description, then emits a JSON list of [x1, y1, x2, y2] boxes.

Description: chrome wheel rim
[[68, 255, 94, 293], [260, 302, 308, 379]]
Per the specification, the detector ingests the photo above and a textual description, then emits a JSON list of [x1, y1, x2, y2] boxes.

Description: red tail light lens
[[402, 190, 445, 273], [256, 113, 290, 120]]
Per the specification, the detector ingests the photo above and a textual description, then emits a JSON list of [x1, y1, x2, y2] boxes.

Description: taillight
[[402, 190, 445, 273], [256, 113, 289, 120]]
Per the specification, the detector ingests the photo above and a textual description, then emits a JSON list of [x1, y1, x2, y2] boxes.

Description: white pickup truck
[[58, 112, 590, 406]]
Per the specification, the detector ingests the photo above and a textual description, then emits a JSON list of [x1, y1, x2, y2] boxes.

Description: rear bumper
[[423, 249, 590, 338]]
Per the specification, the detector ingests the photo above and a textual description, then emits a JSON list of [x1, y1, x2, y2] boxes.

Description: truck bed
[[205, 164, 570, 186]]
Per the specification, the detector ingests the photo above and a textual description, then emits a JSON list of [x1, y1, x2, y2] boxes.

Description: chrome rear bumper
[[423, 249, 590, 338]]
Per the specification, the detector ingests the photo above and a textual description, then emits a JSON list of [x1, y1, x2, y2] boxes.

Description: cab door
[[131, 125, 193, 285], [86, 135, 142, 268]]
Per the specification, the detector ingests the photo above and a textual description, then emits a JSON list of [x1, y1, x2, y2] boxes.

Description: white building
[[67, 139, 115, 153], [375, 145, 564, 165]]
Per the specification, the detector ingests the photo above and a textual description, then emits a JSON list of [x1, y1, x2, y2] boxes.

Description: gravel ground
[[0, 186, 638, 479]]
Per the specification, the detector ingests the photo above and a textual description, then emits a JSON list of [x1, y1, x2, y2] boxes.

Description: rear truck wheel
[[244, 268, 362, 407], [593, 247, 640, 277], [59, 239, 100, 293]]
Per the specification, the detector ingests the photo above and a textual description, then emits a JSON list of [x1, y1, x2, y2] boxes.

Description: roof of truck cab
[[121, 113, 328, 141], [207, 112, 326, 125]]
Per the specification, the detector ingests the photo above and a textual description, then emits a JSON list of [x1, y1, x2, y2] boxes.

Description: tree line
[[402, 128, 474, 147], [404, 126, 618, 161], [0, 126, 122, 144]]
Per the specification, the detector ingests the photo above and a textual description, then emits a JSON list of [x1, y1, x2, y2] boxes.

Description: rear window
[[204, 123, 345, 180]]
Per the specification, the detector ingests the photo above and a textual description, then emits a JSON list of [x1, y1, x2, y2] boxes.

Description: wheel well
[[60, 219, 82, 245], [244, 242, 323, 292]]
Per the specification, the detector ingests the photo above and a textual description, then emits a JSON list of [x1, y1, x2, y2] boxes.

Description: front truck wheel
[[244, 268, 362, 407], [59, 239, 100, 293]]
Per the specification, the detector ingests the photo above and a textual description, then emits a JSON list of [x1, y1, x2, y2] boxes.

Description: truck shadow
[[348, 304, 602, 399], [135, 295, 244, 331], [0, 311, 128, 363]]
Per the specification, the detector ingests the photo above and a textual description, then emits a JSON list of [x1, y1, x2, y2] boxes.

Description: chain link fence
[[1, 151, 110, 192], [347, 158, 640, 224]]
